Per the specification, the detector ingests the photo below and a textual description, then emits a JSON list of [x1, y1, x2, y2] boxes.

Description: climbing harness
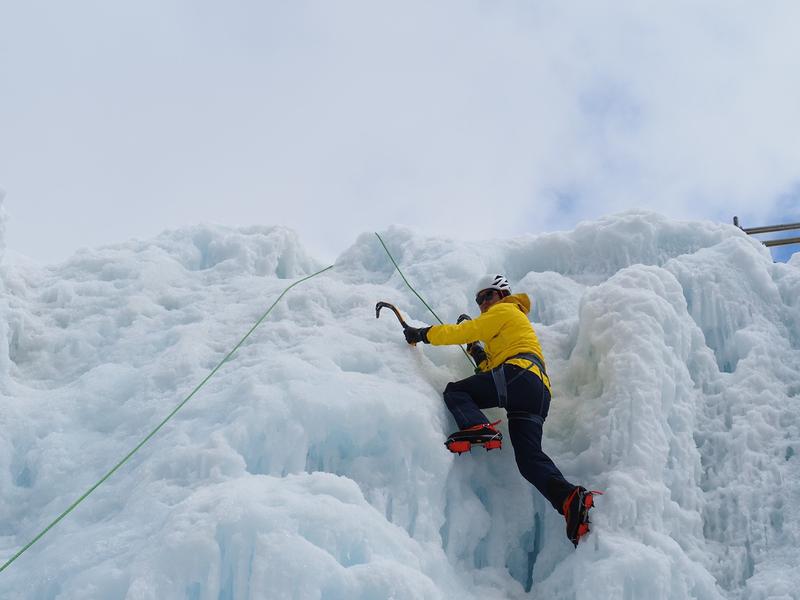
[[492, 353, 548, 422]]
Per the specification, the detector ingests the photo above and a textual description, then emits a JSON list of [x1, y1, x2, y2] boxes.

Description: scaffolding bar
[[763, 236, 800, 248], [733, 216, 800, 248], [741, 222, 800, 235]]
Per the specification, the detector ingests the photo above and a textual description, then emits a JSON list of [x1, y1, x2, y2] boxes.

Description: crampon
[[445, 420, 503, 454], [563, 487, 603, 547]]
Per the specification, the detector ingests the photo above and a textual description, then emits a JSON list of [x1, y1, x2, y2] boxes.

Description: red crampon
[[564, 488, 603, 547], [444, 421, 503, 454]]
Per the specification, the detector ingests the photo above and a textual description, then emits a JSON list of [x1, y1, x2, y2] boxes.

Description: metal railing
[[733, 216, 800, 247]]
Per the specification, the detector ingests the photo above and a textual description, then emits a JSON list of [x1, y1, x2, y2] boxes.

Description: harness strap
[[506, 353, 547, 386], [490, 352, 548, 413], [490, 364, 509, 408]]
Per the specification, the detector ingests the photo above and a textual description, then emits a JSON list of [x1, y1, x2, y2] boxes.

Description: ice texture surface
[[1, 210, 798, 599]]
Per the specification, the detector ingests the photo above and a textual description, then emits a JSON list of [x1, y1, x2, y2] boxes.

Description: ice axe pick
[[375, 301, 416, 346]]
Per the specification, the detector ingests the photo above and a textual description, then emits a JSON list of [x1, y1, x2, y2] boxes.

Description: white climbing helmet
[[475, 274, 511, 295]]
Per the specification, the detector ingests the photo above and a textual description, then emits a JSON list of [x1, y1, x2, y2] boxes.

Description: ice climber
[[402, 274, 598, 546]]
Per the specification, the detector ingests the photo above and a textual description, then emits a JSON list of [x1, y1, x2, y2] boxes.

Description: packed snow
[[1, 207, 798, 599]]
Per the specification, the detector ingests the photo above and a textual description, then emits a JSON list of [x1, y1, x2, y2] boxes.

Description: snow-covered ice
[[1, 207, 798, 599]]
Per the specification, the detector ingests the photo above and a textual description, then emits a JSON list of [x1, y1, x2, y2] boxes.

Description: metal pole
[[763, 236, 800, 248], [742, 222, 800, 235]]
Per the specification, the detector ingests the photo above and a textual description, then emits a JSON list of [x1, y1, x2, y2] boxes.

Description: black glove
[[467, 341, 488, 365], [404, 326, 431, 345]]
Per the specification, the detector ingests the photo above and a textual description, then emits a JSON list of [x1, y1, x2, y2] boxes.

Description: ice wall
[[0, 211, 798, 599], [0, 191, 6, 265], [0, 192, 8, 376]]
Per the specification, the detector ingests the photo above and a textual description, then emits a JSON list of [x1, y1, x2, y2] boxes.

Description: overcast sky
[[1, 1, 799, 264]]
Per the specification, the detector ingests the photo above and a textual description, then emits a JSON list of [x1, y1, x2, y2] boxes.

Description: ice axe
[[375, 301, 416, 345], [376, 301, 476, 366]]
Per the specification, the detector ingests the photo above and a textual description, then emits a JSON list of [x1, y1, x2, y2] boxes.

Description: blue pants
[[443, 364, 575, 513]]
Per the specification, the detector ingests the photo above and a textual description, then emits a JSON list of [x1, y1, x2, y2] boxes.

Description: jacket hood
[[500, 293, 530, 314]]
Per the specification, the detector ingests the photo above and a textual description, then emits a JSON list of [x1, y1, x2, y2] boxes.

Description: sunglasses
[[475, 290, 496, 306]]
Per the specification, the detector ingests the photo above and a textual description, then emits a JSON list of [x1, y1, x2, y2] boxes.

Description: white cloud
[[1, 0, 798, 263]]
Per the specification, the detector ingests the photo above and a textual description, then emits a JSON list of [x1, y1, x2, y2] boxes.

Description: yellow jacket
[[426, 293, 550, 390]]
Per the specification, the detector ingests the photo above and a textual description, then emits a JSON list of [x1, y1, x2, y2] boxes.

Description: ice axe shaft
[[375, 301, 411, 330]]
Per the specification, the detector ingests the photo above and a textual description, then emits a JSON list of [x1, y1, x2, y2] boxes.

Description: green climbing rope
[[375, 232, 475, 367], [0, 264, 334, 575]]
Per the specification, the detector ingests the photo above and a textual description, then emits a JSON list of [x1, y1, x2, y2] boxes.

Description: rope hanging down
[[374, 232, 474, 367], [0, 264, 334, 576]]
